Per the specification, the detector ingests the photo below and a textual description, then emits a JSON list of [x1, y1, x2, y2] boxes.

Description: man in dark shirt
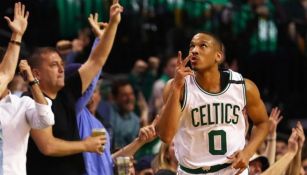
[[26, 1, 123, 174]]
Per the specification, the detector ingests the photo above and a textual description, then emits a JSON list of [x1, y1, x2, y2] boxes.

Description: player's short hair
[[199, 32, 224, 53]]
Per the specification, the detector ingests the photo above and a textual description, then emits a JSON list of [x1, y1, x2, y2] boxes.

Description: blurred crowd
[[1, 0, 307, 125]]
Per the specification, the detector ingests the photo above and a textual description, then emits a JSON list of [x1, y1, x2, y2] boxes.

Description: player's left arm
[[230, 79, 269, 174], [244, 78, 269, 158]]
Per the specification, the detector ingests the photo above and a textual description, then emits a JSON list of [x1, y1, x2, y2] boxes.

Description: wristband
[[10, 40, 21, 46]]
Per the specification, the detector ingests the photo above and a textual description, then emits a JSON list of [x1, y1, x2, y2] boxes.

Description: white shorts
[[177, 166, 249, 175]]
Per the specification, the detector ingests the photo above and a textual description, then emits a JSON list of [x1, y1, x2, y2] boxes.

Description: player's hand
[[109, 0, 123, 24], [227, 150, 249, 175], [88, 13, 108, 38], [4, 2, 29, 36], [172, 51, 193, 89]]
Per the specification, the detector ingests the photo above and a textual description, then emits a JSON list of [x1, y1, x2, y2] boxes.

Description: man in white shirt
[[0, 3, 55, 175]]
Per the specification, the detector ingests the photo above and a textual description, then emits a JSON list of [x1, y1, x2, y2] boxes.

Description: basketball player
[[156, 32, 269, 175]]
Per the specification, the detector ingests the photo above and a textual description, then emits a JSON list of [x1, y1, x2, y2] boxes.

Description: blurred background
[[1, 0, 307, 134]]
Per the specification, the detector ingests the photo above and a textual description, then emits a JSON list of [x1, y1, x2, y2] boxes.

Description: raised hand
[[109, 0, 123, 24], [4, 2, 29, 35], [138, 124, 156, 143], [19, 60, 34, 82], [287, 128, 299, 153], [295, 121, 305, 150], [268, 107, 283, 135], [172, 51, 193, 89], [88, 13, 108, 38]]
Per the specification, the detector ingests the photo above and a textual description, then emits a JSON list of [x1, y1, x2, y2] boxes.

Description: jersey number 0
[[208, 130, 227, 155]]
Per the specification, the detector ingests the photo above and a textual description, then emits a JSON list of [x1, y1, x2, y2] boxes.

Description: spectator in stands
[[249, 154, 270, 175], [26, 0, 123, 174], [109, 79, 147, 150], [262, 121, 305, 175], [149, 56, 177, 121], [0, 3, 54, 175], [153, 142, 177, 175]]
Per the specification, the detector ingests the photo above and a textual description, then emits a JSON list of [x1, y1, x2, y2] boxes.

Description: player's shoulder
[[243, 78, 261, 102], [243, 78, 258, 91]]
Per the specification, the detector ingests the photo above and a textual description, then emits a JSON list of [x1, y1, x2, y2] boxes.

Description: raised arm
[[262, 127, 299, 175], [112, 124, 156, 159], [286, 121, 305, 175], [230, 79, 269, 174], [156, 51, 193, 144], [19, 60, 47, 105], [263, 107, 283, 165], [20, 60, 55, 128], [0, 2, 28, 95], [78, 0, 123, 93]]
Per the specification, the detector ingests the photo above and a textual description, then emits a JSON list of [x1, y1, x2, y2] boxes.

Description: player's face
[[189, 33, 222, 71]]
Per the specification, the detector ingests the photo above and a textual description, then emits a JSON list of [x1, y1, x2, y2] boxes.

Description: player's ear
[[216, 51, 224, 64], [216, 43, 225, 64]]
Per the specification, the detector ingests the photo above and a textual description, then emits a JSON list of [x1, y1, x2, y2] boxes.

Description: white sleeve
[[25, 97, 55, 129]]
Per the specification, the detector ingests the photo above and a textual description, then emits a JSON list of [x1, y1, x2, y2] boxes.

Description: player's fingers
[[177, 51, 182, 65], [182, 55, 191, 66], [94, 13, 98, 22], [227, 151, 238, 159], [231, 159, 240, 169]]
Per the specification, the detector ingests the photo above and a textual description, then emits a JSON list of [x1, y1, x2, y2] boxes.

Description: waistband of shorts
[[179, 163, 231, 174]]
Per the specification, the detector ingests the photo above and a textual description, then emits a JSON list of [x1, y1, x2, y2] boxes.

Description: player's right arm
[[156, 51, 193, 144]]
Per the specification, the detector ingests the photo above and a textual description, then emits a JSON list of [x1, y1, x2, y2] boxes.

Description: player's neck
[[195, 69, 221, 93]]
